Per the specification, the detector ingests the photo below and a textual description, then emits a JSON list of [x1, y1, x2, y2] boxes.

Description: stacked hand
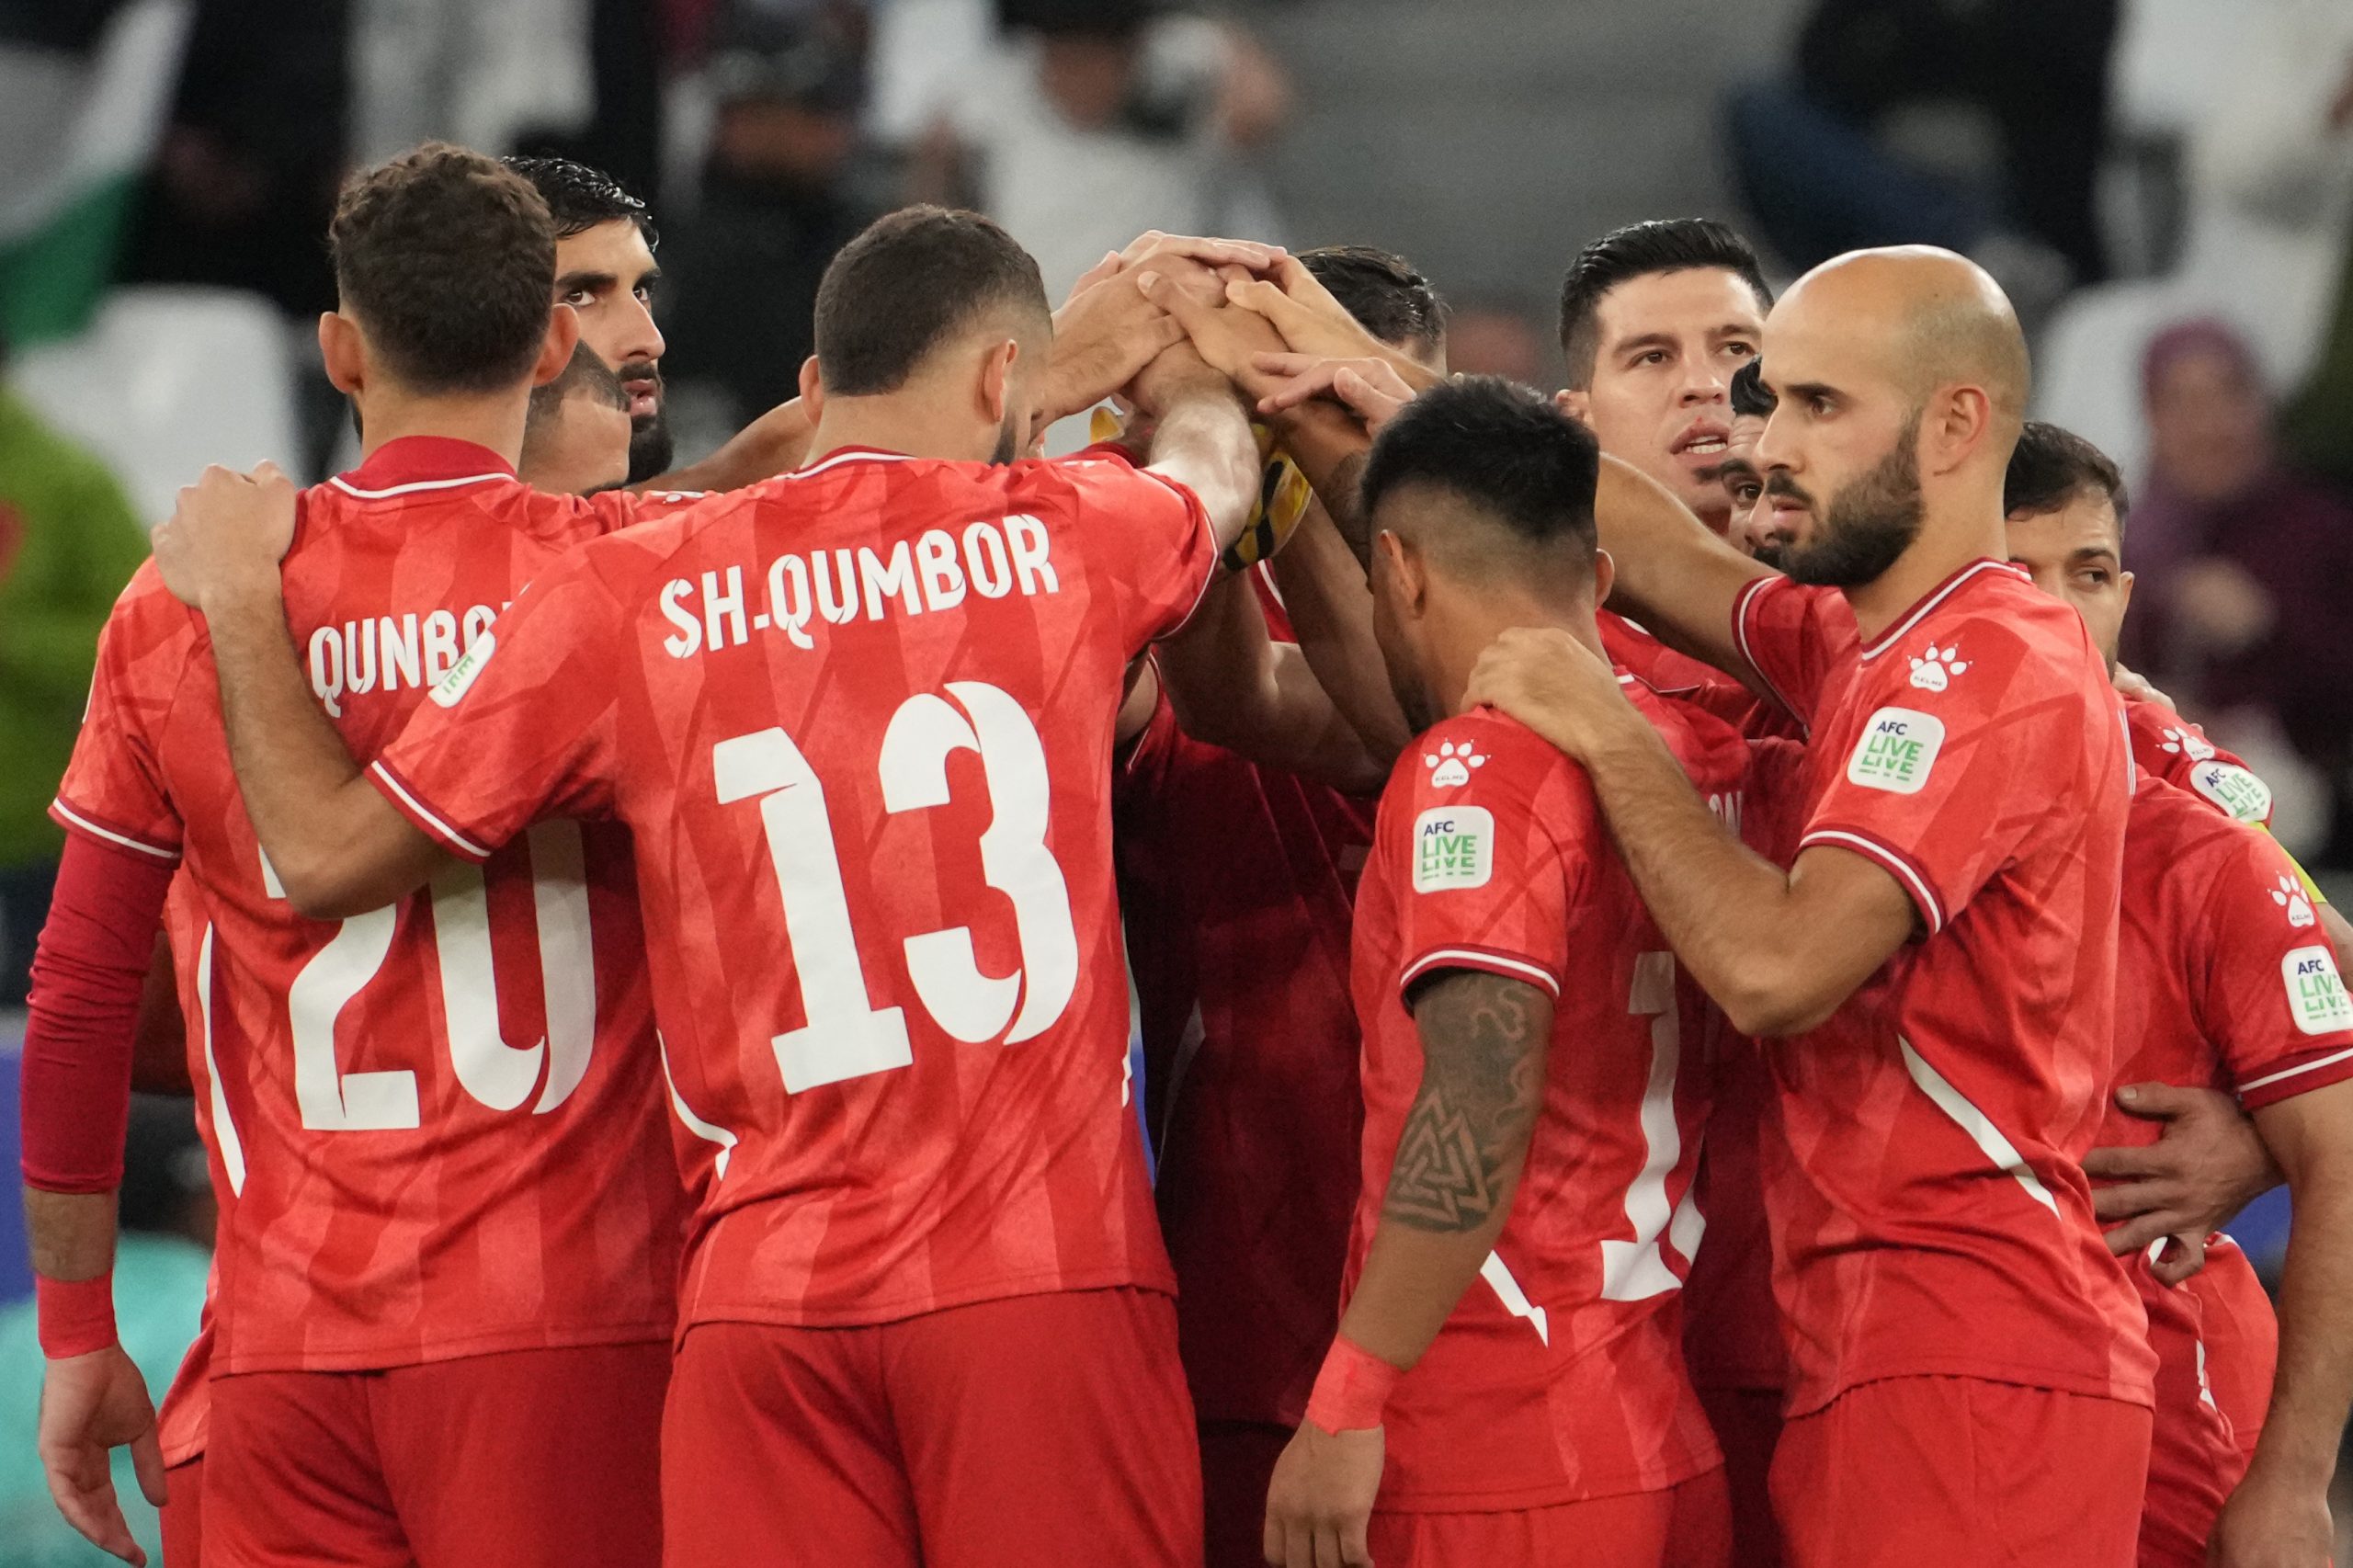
[[1043, 233, 1287, 423]]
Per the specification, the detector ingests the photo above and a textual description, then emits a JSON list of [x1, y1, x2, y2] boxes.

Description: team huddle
[[19, 140, 2353, 1568]]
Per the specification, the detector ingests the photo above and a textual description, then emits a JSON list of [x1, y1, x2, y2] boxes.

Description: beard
[[620, 359, 673, 484], [991, 408, 1021, 466], [1779, 423, 1926, 589]]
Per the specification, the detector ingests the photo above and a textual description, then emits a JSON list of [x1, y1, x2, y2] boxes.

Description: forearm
[[1158, 574, 1384, 792], [201, 577, 437, 915], [25, 1190, 116, 1283], [1268, 501, 1410, 767], [1339, 972, 1548, 1370], [642, 398, 811, 492], [1268, 408, 1372, 570], [1579, 716, 1837, 1036], [1145, 383, 1260, 553], [2249, 1164, 2353, 1488]]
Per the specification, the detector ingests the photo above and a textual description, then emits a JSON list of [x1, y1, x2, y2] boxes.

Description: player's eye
[[1636, 349, 1668, 367], [634, 284, 654, 304], [563, 288, 596, 307], [1725, 341, 1757, 359], [2076, 568, 2112, 587], [1733, 481, 1763, 505], [1806, 393, 1835, 416]]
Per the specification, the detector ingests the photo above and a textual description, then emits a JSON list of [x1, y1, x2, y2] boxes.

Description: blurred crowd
[[2, 0, 2351, 1003]]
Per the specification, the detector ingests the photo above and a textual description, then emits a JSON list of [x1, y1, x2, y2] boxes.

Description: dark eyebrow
[[1718, 456, 1761, 481], [1779, 381, 1840, 405], [631, 265, 662, 290], [1609, 331, 1678, 358], [1709, 323, 1761, 340], [555, 268, 618, 296], [2069, 545, 2121, 569]]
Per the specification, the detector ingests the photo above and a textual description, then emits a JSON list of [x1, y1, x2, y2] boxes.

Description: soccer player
[[1466, 247, 2152, 1566], [149, 205, 1266, 1567], [507, 156, 674, 483], [1262, 378, 1736, 1568], [24, 144, 701, 1568], [2002, 422, 2353, 1568], [520, 341, 633, 495], [1114, 244, 1445, 1568]]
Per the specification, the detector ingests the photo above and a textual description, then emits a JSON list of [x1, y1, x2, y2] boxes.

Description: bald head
[[1779, 246, 2029, 437]]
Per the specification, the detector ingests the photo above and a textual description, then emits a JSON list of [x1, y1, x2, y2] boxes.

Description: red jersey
[[2109, 775, 2353, 1463], [1347, 684, 1745, 1511], [1730, 561, 2153, 1416], [51, 438, 691, 1373], [2124, 699, 2275, 827], [1597, 607, 1780, 737], [1113, 619, 1372, 1427], [368, 445, 1221, 1329]]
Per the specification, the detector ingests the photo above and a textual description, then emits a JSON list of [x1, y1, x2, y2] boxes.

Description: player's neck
[[354, 387, 530, 471], [1844, 494, 2008, 642], [1438, 596, 1602, 717], [804, 396, 995, 467]]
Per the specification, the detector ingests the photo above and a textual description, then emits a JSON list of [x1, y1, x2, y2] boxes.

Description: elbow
[[277, 857, 380, 923], [1716, 955, 1842, 1040]]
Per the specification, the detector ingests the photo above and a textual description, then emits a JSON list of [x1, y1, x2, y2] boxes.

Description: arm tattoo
[[1382, 971, 1548, 1232]]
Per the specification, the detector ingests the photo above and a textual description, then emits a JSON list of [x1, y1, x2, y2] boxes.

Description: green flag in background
[[0, 0, 191, 349]]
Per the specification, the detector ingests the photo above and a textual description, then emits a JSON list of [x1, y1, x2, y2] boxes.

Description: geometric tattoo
[[1382, 969, 1549, 1233]]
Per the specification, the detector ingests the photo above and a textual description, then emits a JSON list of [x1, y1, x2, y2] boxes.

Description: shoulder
[[105, 559, 203, 651], [1384, 710, 1587, 822], [1861, 570, 2103, 717]]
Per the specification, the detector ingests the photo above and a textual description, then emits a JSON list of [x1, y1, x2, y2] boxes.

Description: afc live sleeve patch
[[1412, 805, 1493, 892], [1845, 708, 1944, 794], [2284, 947, 2353, 1037]]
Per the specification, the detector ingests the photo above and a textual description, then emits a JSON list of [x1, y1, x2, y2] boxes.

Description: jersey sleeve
[[1729, 574, 1854, 732], [1797, 631, 2101, 937], [2191, 825, 2353, 1110], [1041, 453, 1221, 651], [1385, 719, 1584, 1002], [50, 576, 192, 865], [366, 551, 627, 862]]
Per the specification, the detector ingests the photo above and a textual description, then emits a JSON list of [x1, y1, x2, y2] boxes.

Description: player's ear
[[1376, 529, 1424, 613], [798, 356, 825, 423], [979, 338, 1018, 426], [532, 305, 582, 389], [319, 312, 365, 395], [2117, 568, 2135, 616], [1554, 386, 1590, 422], [1922, 384, 1989, 477], [1591, 545, 1617, 608]]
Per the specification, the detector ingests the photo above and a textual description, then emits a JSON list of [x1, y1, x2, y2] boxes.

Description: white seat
[[11, 285, 307, 528]]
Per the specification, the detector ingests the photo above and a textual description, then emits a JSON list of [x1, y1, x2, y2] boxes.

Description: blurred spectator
[[899, 0, 1290, 297], [2280, 56, 2353, 490], [0, 335, 153, 1006], [2121, 319, 2353, 857], [0, 1096, 211, 1568], [660, 3, 892, 434], [1436, 301, 1547, 383], [119, 0, 348, 319], [1724, 0, 2117, 309]]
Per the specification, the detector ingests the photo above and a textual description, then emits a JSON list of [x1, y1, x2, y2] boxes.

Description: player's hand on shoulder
[[2210, 1461, 2333, 1568], [1263, 1420, 1382, 1568], [1465, 626, 1631, 763], [37, 1345, 166, 1565], [153, 460, 297, 614]]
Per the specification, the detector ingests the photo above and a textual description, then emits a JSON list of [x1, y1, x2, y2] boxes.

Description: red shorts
[[1697, 1382, 1785, 1568], [2190, 1238, 2276, 1464], [662, 1287, 1199, 1568], [1771, 1376, 2150, 1568], [160, 1456, 202, 1568], [1199, 1420, 1290, 1568], [206, 1341, 668, 1568], [1366, 1466, 1732, 1568]]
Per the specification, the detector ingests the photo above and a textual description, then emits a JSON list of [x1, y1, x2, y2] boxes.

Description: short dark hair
[[2005, 419, 2130, 528], [1731, 358, 1775, 419], [330, 142, 556, 395], [1361, 376, 1601, 560], [529, 340, 629, 426], [504, 155, 659, 250], [1299, 244, 1449, 358], [812, 205, 1049, 397], [1557, 218, 1772, 388]]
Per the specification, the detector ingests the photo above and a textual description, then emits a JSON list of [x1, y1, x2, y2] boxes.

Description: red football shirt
[[49, 437, 690, 1373], [1730, 561, 2154, 1415], [2108, 774, 2353, 1496], [1347, 683, 1746, 1511], [2123, 699, 2276, 827], [368, 445, 1221, 1329], [1113, 597, 1373, 1427]]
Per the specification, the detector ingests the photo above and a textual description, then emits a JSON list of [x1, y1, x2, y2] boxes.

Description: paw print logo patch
[[1426, 741, 1487, 790], [1907, 643, 1968, 693], [2273, 875, 2318, 929], [2159, 725, 2216, 762]]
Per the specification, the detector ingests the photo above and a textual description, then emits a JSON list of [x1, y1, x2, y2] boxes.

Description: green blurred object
[[0, 387, 153, 869], [0, 1233, 209, 1568], [0, 176, 143, 350]]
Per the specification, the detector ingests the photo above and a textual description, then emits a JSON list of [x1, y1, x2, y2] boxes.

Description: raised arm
[[1469, 627, 1915, 1035], [1589, 454, 1777, 685], [1128, 344, 1261, 555], [1264, 969, 1554, 1568], [149, 467, 450, 917], [1265, 494, 1412, 767]]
